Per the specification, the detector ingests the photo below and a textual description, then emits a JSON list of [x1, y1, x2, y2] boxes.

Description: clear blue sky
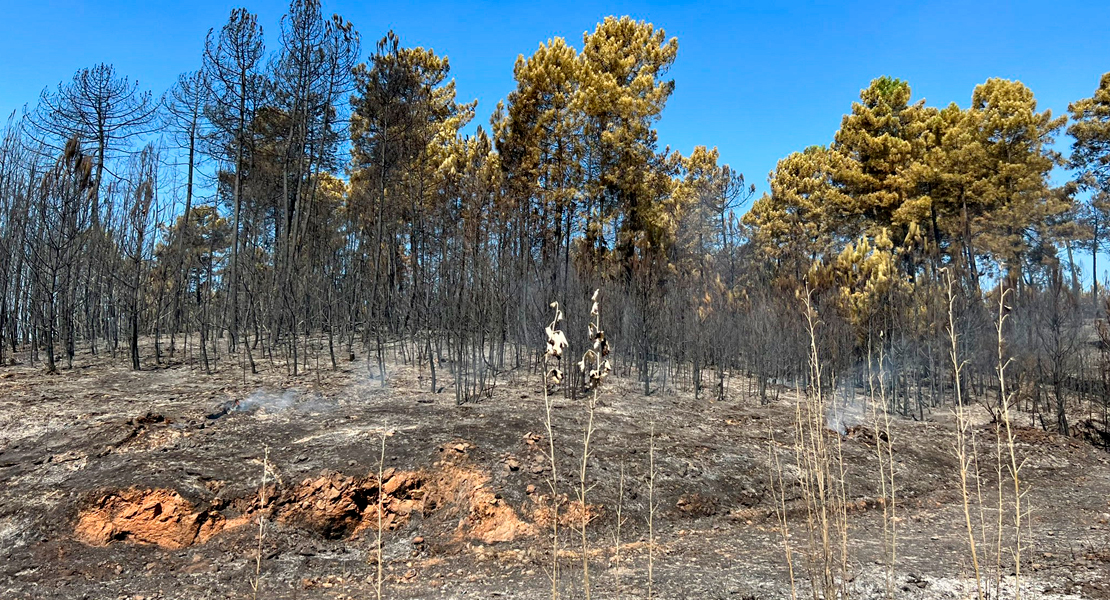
[[1, 0, 1108, 200]]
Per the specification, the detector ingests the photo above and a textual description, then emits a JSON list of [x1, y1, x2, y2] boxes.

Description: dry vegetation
[[1, 330, 1110, 599]]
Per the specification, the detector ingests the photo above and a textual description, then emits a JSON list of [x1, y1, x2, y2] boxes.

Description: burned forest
[[2, 1, 1110, 598]]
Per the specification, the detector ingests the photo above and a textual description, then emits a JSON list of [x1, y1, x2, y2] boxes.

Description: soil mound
[[428, 462, 534, 543], [74, 489, 234, 549], [75, 452, 534, 548], [284, 468, 423, 539]]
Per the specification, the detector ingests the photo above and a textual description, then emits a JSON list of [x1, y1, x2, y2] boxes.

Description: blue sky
[[1, 0, 1108, 200]]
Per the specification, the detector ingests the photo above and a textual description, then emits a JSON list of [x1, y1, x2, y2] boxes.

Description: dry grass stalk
[[250, 446, 270, 600], [796, 289, 850, 599], [994, 287, 1027, 599], [612, 461, 626, 600], [767, 424, 799, 600], [945, 269, 984, 600], [373, 429, 394, 600], [867, 336, 897, 599], [575, 289, 611, 600], [542, 301, 569, 599], [647, 420, 657, 600], [830, 379, 850, 597]]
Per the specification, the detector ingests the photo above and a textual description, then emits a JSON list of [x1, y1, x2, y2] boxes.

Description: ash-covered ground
[[1, 349, 1109, 599]]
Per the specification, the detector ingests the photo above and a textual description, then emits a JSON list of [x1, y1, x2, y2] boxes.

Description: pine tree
[[577, 17, 678, 272], [494, 37, 582, 287], [203, 8, 267, 349], [1069, 72, 1110, 306], [830, 77, 934, 251], [745, 145, 850, 279], [27, 63, 158, 227], [954, 78, 1068, 285], [349, 32, 476, 365]]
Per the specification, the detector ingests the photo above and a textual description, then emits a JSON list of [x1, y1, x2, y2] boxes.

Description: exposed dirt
[[74, 488, 240, 549], [74, 437, 534, 551], [1, 345, 1109, 599]]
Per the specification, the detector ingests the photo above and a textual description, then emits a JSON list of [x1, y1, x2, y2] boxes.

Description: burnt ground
[[1, 346, 1109, 599]]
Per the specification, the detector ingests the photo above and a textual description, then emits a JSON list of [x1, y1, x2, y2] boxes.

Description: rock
[[412, 536, 424, 545], [75, 489, 231, 549], [383, 471, 416, 495], [526, 485, 536, 495], [182, 556, 213, 575]]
